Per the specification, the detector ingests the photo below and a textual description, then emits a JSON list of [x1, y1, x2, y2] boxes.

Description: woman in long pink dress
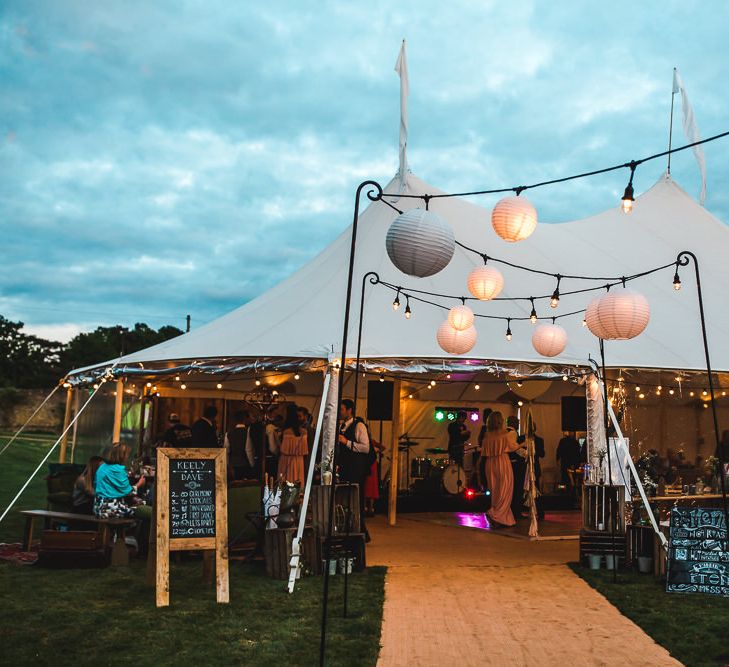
[[278, 404, 309, 485], [481, 411, 522, 527]]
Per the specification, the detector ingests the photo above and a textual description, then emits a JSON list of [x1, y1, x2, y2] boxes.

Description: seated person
[[72, 456, 104, 514], [94, 444, 145, 519]]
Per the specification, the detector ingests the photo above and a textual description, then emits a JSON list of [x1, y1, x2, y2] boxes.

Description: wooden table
[[21, 509, 136, 565]]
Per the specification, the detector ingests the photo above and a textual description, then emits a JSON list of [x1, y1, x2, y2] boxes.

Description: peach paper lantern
[[467, 265, 504, 300], [531, 323, 568, 357], [491, 195, 538, 242], [585, 289, 650, 340], [447, 304, 474, 331], [437, 321, 477, 355]]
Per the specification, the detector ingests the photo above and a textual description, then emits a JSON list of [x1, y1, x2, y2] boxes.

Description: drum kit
[[400, 434, 477, 497]]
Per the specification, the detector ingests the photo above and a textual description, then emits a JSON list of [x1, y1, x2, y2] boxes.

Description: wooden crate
[[310, 484, 360, 536], [264, 527, 318, 580], [579, 528, 627, 563], [582, 484, 626, 533]]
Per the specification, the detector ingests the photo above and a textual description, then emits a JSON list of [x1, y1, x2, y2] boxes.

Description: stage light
[[469, 412, 479, 422], [465, 488, 476, 500], [435, 410, 445, 422], [485, 490, 491, 496]]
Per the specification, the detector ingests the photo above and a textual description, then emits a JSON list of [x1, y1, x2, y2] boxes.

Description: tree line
[[0, 315, 183, 389]]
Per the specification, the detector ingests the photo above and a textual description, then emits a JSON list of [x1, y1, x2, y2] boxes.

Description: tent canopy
[[68, 171, 729, 379]]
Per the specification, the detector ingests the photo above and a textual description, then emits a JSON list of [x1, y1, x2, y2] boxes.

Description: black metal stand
[[319, 181, 383, 667], [676, 251, 729, 539]]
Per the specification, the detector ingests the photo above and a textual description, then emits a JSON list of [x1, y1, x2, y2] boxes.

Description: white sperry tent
[[69, 170, 729, 376]]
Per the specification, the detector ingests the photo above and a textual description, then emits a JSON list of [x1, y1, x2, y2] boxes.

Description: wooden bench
[[21, 510, 136, 566]]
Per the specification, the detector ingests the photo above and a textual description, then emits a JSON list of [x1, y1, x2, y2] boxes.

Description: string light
[[430, 380, 436, 386], [474, 383, 480, 390], [562, 375, 568, 381], [379, 373, 385, 382], [294, 373, 300, 380], [181, 383, 187, 390], [550, 277, 561, 308], [669, 389, 675, 395], [405, 296, 412, 319], [582, 318, 587, 327], [621, 162, 636, 214], [689, 391, 695, 397], [529, 298, 538, 324], [702, 390, 708, 396], [216, 383, 223, 389], [392, 288, 401, 311], [408, 394, 413, 399], [517, 400, 524, 407], [638, 392, 645, 399], [255, 379, 261, 386], [146, 382, 152, 388], [673, 267, 682, 291], [174, 375, 180, 382], [506, 318, 513, 341], [635, 386, 641, 391]]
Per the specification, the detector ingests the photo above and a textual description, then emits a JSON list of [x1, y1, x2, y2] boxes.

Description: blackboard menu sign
[[169, 459, 216, 538], [667, 507, 728, 598]]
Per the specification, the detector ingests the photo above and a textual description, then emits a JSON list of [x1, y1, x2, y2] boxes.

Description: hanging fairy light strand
[[377, 129, 729, 204]]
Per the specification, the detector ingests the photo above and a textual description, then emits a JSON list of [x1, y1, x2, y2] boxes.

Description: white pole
[[0, 379, 108, 526], [606, 397, 667, 549], [288, 371, 332, 593], [0, 384, 61, 457]]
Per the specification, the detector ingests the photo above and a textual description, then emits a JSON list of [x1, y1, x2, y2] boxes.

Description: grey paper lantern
[[386, 208, 455, 278]]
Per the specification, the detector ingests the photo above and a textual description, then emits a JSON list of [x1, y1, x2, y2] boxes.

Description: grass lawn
[[570, 563, 729, 667], [0, 433, 55, 543], [0, 435, 385, 666]]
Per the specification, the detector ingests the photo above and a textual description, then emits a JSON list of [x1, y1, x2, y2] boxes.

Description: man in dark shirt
[[191, 405, 219, 447], [447, 412, 470, 466], [556, 431, 581, 486], [161, 413, 193, 448]]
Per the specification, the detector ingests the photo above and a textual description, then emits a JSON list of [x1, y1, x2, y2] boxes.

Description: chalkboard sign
[[155, 448, 229, 607], [169, 459, 216, 538], [667, 507, 728, 598]]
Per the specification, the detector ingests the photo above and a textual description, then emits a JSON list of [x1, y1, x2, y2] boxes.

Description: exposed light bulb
[[703, 390, 708, 396], [379, 374, 385, 382], [146, 382, 152, 388], [582, 318, 587, 327], [689, 391, 695, 397], [175, 375, 180, 382], [255, 379, 261, 386], [517, 400, 524, 407], [392, 292, 401, 310], [635, 386, 641, 392], [639, 392, 645, 399], [669, 389, 675, 395], [550, 285, 560, 308], [216, 383, 223, 389], [408, 394, 413, 399], [562, 375, 568, 382], [430, 380, 436, 386], [181, 383, 187, 390], [621, 183, 634, 214], [673, 271, 681, 291], [404, 303, 412, 319], [474, 384, 480, 390], [506, 320, 512, 341]]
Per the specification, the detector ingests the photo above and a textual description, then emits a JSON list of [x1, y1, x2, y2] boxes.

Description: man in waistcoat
[[338, 398, 372, 542]]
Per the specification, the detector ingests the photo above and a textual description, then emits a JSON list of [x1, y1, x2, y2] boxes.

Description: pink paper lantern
[[585, 289, 651, 340], [531, 323, 568, 357], [437, 321, 477, 355], [447, 304, 474, 331], [491, 195, 538, 242], [467, 265, 504, 300]]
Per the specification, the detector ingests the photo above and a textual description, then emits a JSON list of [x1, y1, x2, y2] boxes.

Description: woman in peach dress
[[278, 403, 309, 485], [481, 411, 523, 527]]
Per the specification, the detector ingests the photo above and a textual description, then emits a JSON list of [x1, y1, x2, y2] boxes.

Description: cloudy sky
[[2, 1, 728, 343]]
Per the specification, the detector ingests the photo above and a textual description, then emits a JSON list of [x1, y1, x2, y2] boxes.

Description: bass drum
[[442, 463, 467, 496]]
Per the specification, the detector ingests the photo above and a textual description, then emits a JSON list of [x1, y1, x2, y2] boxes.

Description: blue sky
[[2, 1, 728, 342]]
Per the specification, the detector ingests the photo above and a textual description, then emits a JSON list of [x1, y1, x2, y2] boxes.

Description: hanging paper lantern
[[385, 208, 455, 278], [585, 289, 650, 340], [437, 321, 477, 355], [467, 265, 504, 300], [447, 304, 474, 331], [491, 195, 538, 242], [531, 323, 568, 357]]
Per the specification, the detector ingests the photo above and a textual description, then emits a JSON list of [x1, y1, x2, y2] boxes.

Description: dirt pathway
[[368, 515, 679, 667]]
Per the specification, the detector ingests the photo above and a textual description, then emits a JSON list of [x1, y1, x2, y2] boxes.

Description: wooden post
[[112, 379, 124, 443], [59, 387, 74, 464], [388, 379, 401, 526], [214, 451, 229, 603]]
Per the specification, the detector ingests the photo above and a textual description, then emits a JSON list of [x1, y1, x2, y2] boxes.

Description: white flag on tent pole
[[394, 39, 409, 190], [672, 69, 707, 205]]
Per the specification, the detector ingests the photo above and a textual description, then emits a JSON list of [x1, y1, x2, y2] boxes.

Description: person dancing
[[481, 411, 523, 527]]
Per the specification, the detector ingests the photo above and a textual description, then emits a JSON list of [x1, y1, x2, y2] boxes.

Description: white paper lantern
[[437, 321, 477, 355], [491, 195, 538, 242], [386, 208, 455, 277], [467, 265, 504, 300], [447, 304, 474, 331], [585, 289, 651, 340], [531, 323, 568, 357]]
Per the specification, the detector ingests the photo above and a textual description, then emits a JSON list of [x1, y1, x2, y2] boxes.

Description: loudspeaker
[[561, 396, 587, 431], [367, 381, 394, 421]]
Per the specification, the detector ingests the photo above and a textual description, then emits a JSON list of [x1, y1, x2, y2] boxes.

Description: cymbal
[[425, 447, 448, 454]]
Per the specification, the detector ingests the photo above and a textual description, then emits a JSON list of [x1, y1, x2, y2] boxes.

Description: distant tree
[[59, 322, 183, 373], [0, 315, 62, 388]]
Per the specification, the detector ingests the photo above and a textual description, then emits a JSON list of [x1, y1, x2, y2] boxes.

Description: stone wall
[[0, 388, 66, 432]]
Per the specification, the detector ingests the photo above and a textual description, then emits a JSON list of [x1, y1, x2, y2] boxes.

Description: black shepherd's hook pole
[[597, 341, 618, 583], [676, 251, 729, 537], [319, 181, 383, 666], [342, 271, 381, 618]]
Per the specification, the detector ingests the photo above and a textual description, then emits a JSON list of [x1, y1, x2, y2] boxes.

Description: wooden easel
[[155, 448, 229, 607]]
